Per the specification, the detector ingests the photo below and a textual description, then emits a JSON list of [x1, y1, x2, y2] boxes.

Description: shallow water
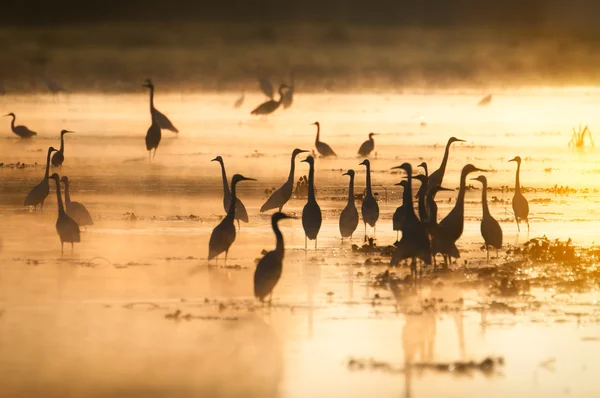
[[1, 90, 600, 397]]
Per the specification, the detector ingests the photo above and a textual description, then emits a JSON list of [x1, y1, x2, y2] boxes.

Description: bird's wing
[[24, 180, 47, 206], [254, 252, 281, 298], [260, 184, 290, 212], [153, 108, 178, 132], [258, 77, 274, 98], [235, 199, 249, 223], [69, 201, 94, 225]]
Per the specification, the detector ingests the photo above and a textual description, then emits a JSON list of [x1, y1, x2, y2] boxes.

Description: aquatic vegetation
[[347, 356, 504, 375], [569, 124, 594, 149]]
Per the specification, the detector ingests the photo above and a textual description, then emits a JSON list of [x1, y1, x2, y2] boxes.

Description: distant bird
[[51, 129, 75, 167], [4, 113, 37, 138], [260, 148, 309, 212], [313, 121, 337, 157], [258, 76, 274, 99], [509, 156, 529, 232], [432, 164, 486, 267], [301, 156, 322, 249], [208, 174, 256, 263], [359, 159, 379, 238], [145, 115, 161, 160], [282, 71, 294, 109], [24, 147, 57, 210], [392, 180, 407, 241], [49, 173, 80, 254], [60, 176, 93, 229], [251, 84, 288, 116], [233, 91, 245, 108], [211, 156, 249, 229], [471, 175, 502, 262], [143, 79, 179, 133], [428, 137, 465, 191], [254, 212, 292, 303], [44, 76, 65, 94], [478, 94, 492, 107], [358, 132, 377, 157], [339, 170, 359, 240]]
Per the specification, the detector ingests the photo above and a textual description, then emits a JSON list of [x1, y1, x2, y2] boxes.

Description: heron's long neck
[[347, 175, 355, 205], [515, 162, 521, 194], [417, 186, 427, 221], [44, 150, 52, 179], [287, 154, 297, 184], [148, 86, 154, 110], [403, 175, 416, 217], [59, 133, 65, 152], [481, 181, 490, 217], [426, 191, 438, 223], [315, 125, 320, 145], [278, 88, 285, 104], [10, 115, 16, 131], [307, 163, 316, 203], [457, 170, 468, 208], [64, 181, 71, 205], [423, 164, 429, 178], [54, 179, 65, 215], [365, 164, 372, 197], [273, 219, 285, 256], [226, 181, 238, 221], [439, 141, 452, 175], [219, 162, 230, 198]]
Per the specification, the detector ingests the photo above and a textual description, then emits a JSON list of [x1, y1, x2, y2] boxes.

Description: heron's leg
[[486, 247, 489, 263], [237, 219, 241, 231], [315, 238, 317, 250], [515, 216, 520, 232], [279, 206, 283, 212], [364, 222, 367, 242], [305, 235, 307, 250], [71, 243, 74, 255], [61, 242, 64, 255], [225, 250, 228, 264], [374, 224, 376, 237], [41, 200, 44, 212], [148, 151, 151, 162], [153, 148, 157, 158], [527, 219, 530, 232], [396, 231, 399, 241], [496, 248, 499, 259]]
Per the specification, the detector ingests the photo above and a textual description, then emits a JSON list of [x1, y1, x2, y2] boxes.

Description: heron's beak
[[299, 149, 309, 153], [65, 130, 75, 134], [508, 158, 516, 162], [457, 139, 466, 142], [394, 182, 403, 186], [475, 168, 488, 172], [342, 172, 349, 176], [210, 157, 218, 162], [438, 186, 454, 192], [311, 122, 318, 126], [359, 160, 367, 166], [391, 165, 402, 170], [301, 159, 308, 163], [242, 177, 257, 182], [3, 114, 10, 117]]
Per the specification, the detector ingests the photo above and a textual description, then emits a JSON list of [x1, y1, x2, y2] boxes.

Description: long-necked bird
[[358, 133, 377, 157], [212, 156, 249, 229], [301, 156, 322, 249], [339, 170, 359, 240], [143, 79, 179, 133], [50, 173, 80, 254], [260, 148, 309, 212], [509, 156, 529, 232], [313, 122, 336, 157], [428, 137, 465, 190], [61, 176, 93, 229], [392, 180, 407, 241], [4, 113, 37, 138], [24, 147, 57, 210], [51, 129, 75, 167], [145, 115, 161, 160], [471, 175, 503, 262], [251, 84, 288, 116], [359, 159, 379, 238]]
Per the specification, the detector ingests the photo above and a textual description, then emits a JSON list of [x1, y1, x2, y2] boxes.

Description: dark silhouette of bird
[[143, 79, 179, 133], [509, 156, 529, 232], [51, 129, 75, 167], [211, 156, 249, 229], [313, 121, 336, 157], [44, 76, 66, 94], [233, 91, 245, 108], [423, 184, 453, 238], [208, 174, 256, 263], [428, 137, 465, 190], [254, 212, 292, 303], [50, 173, 80, 255], [4, 113, 37, 138], [260, 148, 309, 212], [359, 159, 379, 239], [392, 180, 407, 241], [24, 147, 57, 210], [258, 76, 274, 99], [301, 156, 322, 249], [60, 176, 93, 229], [282, 71, 294, 109], [471, 175, 503, 262], [339, 170, 359, 240], [358, 132, 377, 157], [413, 174, 429, 223], [478, 94, 492, 106], [251, 84, 288, 116], [145, 114, 161, 160]]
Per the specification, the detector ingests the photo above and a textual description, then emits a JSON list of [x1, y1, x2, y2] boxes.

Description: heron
[[313, 121, 337, 157], [339, 170, 359, 240], [24, 146, 57, 210], [60, 176, 93, 229], [143, 79, 179, 133], [4, 113, 37, 138], [260, 148, 309, 212], [358, 133, 377, 157], [413, 174, 429, 223], [390, 163, 432, 278], [211, 156, 249, 229], [145, 114, 161, 160], [254, 212, 293, 303], [233, 91, 245, 108], [428, 137, 466, 190], [51, 129, 75, 167], [423, 184, 453, 237], [471, 175, 503, 262], [509, 156, 529, 232], [432, 164, 486, 267], [258, 76, 274, 99], [301, 156, 322, 250], [392, 180, 407, 241], [359, 159, 379, 239], [208, 174, 256, 263], [44, 76, 66, 94], [251, 84, 288, 116], [49, 173, 80, 255], [282, 71, 294, 109]]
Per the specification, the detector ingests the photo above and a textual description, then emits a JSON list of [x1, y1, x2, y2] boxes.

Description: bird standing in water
[[145, 115, 161, 160], [359, 159, 379, 239], [24, 147, 57, 210], [254, 212, 293, 303], [60, 176, 94, 229], [358, 133, 377, 157], [211, 156, 249, 229], [260, 148, 309, 212], [509, 156, 529, 232], [251, 84, 288, 116], [471, 175, 503, 262], [313, 122, 337, 157], [4, 113, 37, 138], [301, 156, 322, 250], [143, 79, 179, 133], [51, 129, 75, 167], [428, 137, 465, 190], [392, 180, 407, 241], [50, 173, 80, 255], [339, 170, 359, 240]]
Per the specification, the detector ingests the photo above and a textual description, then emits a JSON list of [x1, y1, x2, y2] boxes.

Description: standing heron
[[313, 121, 337, 157], [145, 115, 161, 160], [359, 159, 379, 238], [339, 170, 359, 240], [413, 174, 429, 223], [392, 180, 407, 241], [211, 156, 249, 229], [509, 156, 529, 232], [301, 156, 322, 250], [4, 113, 37, 138], [423, 184, 453, 237], [471, 175, 503, 262], [260, 148, 309, 212], [208, 174, 256, 263], [233, 91, 245, 108], [24, 147, 57, 210], [254, 212, 293, 303], [60, 176, 94, 229], [282, 71, 294, 109], [143, 79, 179, 133], [358, 133, 377, 157], [51, 129, 75, 167], [428, 137, 465, 190], [49, 173, 80, 255], [251, 84, 288, 116]]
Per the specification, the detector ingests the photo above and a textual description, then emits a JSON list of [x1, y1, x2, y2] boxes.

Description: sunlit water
[[1, 90, 600, 397]]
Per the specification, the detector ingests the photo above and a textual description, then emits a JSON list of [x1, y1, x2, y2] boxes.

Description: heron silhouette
[[51, 130, 75, 167], [301, 156, 322, 250], [472, 175, 503, 262], [429, 137, 465, 190], [143, 79, 179, 133], [24, 147, 57, 210], [359, 159, 379, 239], [358, 133, 377, 157], [50, 173, 80, 255], [339, 170, 359, 240], [260, 148, 309, 212], [392, 180, 407, 241], [145, 114, 161, 160], [211, 156, 249, 229], [4, 113, 37, 138], [313, 122, 337, 157], [509, 156, 529, 232], [61, 176, 93, 229], [251, 84, 288, 116]]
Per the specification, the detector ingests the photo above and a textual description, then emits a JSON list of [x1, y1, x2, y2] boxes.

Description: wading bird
[[251, 84, 288, 116], [51, 129, 74, 167], [339, 170, 359, 240], [428, 137, 465, 190], [233, 91, 245, 108], [24, 147, 57, 210], [258, 76, 274, 99], [471, 175, 502, 262], [60, 176, 93, 229], [145, 115, 161, 160], [282, 71, 294, 109], [44, 76, 66, 94], [208, 174, 256, 263], [392, 180, 407, 241], [359, 159, 379, 238], [260, 148, 309, 212], [413, 174, 429, 223], [301, 156, 322, 249], [143, 79, 179, 133], [211, 156, 249, 229], [50, 173, 80, 254], [254, 212, 292, 303], [4, 113, 37, 138], [509, 156, 529, 232], [313, 121, 336, 157], [358, 133, 377, 157], [423, 184, 453, 237]]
